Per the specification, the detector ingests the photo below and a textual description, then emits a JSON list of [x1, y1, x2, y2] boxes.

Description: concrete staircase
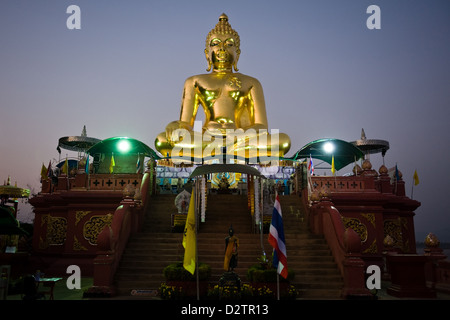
[[277, 195, 343, 299], [114, 193, 343, 299]]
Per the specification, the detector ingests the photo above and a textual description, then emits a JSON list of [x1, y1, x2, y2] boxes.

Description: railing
[[435, 260, 450, 294], [311, 176, 369, 192], [40, 172, 143, 193], [87, 168, 154, 296], [424, 246, 450, 295], [87, 174, 143, 191], [91, 202, 132, 296], [308, 197, 372, 298]]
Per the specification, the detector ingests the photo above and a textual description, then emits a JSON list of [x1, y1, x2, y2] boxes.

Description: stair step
[[114, 194, 343, 299]]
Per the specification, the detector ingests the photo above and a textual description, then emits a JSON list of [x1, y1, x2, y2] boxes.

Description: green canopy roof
[[288, 138, 364, 171], [87, 137, 161, 159]]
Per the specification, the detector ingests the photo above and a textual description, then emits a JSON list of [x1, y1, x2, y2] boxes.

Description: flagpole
[[65, 154, 69, 190], [277, 272, 280, 300], [195, 180, 199, 301], [274, 190, 280, 301], [260, 177, 265, 256]]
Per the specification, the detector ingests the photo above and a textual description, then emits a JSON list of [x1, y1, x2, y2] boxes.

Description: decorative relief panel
[[384, 219, 403, 248], [40, 214, 67, 248], [341, 217, 368, 242], [83, 214, 113, 245]]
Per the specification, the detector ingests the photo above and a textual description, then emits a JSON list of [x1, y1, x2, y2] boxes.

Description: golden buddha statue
[[155, 14, 291, 161]]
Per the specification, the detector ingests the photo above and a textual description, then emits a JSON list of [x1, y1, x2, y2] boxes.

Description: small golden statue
[[155, 14, 291, 160], [218, 173, 230, 193], [224, 226, 239, 272]]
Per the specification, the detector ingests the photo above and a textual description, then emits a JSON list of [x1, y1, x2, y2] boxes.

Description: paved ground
[[4, 277, 450, 300]]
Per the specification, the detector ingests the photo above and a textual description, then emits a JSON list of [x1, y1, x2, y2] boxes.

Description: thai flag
[[47, 160, 52, 178], [308, 154, 314, 176], [136, 157, 142, 173], [268, 195, 288, 279]]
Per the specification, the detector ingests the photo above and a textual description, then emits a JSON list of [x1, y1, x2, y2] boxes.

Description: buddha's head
[[205, 14, 240, 72]]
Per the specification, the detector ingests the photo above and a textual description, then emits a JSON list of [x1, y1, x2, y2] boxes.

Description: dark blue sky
[[1, 0, 449, 241]]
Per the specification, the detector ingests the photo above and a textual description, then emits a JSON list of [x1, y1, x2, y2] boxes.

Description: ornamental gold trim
[[73, 235, 88, 251], [361, 213, 376, 228], [383, 219, 402, 248], [75, 210, 91, 225], [42, 215, 67, 246], [341, 217, 368, 242], [363, 239, 378, 254], [83, 214, 113, 245]]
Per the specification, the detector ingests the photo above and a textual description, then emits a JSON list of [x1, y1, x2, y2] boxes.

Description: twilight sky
[[1, 0, 449, 242]]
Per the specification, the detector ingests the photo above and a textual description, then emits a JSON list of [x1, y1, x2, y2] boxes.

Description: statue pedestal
[[219, 272, 241, 292], [171, 213, 187, 232], [218, 186, 231, 194]]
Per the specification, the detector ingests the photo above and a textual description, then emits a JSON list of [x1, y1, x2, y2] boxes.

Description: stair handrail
[[308, 196, 372, 298], [88, 201, 133, 296], [88, 166, 154, 297]]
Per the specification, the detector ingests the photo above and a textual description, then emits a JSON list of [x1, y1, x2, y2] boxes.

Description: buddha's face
[[206, 33, 239, 71]]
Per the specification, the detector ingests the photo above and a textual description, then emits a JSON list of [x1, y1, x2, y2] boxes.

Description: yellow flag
[[62, 158, 68, 175], [183, 190, 196, 275], [331, 155, 335, 176], [40, 163, 48, 180], [109, 154, 115, 173], [413, 170, 419, 186]]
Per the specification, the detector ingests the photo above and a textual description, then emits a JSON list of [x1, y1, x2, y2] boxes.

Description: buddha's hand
[[204, 121, 236, 136], [165, 121, 193, 143], [203, 121, 223, 136], [205, 121, 222, 131]]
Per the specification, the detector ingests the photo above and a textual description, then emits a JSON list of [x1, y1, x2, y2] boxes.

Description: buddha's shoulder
[[233, 73, 262, 86], [233, 72, 259, 81], [183, 74, 208, 85]]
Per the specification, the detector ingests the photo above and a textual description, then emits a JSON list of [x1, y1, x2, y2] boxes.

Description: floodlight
[[323, 142, 334, 154], [117, 139, 131, 153]]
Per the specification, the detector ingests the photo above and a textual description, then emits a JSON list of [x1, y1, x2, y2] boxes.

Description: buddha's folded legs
[[155, 129, 290, 160]]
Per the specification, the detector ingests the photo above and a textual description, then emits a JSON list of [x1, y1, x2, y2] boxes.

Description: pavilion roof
[[87, 137, 161, 159], [288, 138, 364, 171]]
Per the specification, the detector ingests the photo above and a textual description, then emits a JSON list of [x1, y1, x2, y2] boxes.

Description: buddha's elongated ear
[[205, 48, 212, 72], [233, 49, 240, 72]]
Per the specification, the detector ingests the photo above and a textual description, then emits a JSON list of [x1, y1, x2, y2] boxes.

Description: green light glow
[[323, 142, 334, 154], [117, 140, 131, 153]]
